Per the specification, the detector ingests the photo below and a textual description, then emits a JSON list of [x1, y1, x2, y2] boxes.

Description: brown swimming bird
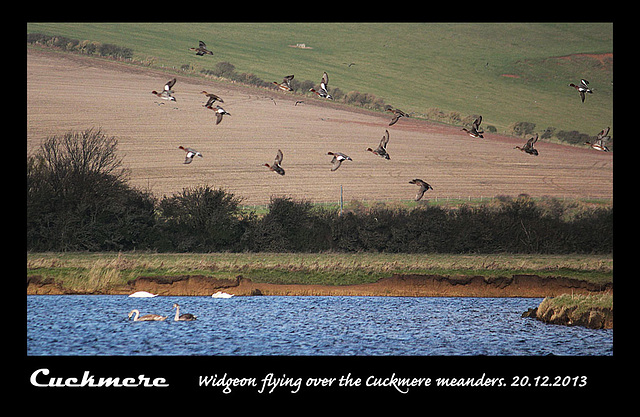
[[128, 309, 167, 322], [265, 149, 285, 175], [201, 91, 224, 107], [273, 75, 294, 91], [367, 129, 391, 159], [178, 146, 203, 164], [387, 107, 408, 126], [514, 134, 539, 156], [173, 303, 197, 321], [409, 179, 433, 201], [462, 116, 484, 138], [190, 40, 213, 56], [327, 152, 353, 171]]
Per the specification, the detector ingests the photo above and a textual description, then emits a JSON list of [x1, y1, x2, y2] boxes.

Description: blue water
[[26, 295, 613, 356]]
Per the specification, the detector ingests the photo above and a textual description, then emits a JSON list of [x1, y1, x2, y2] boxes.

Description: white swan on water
[[173, 303, 197, 321], [128, 309, 167, 321], [128, 291, 157, 298], [212, 291, 234, 298]]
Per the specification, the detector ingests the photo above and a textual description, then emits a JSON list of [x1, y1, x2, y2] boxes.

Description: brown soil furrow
[[27, 48, 613, 205]]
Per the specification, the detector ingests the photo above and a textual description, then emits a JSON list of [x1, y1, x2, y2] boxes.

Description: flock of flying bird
[[150, 41, 611, 203]]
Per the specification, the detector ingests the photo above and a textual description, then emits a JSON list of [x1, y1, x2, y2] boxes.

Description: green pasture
[[27, 252, 613, 291], [27, 22, 613, 138]]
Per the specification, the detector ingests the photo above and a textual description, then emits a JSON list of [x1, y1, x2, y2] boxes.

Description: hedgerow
[[27, 130, 612, 254], [27, 32, 133, 59]]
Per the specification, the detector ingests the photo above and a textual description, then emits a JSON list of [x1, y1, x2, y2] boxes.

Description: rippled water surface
[[27, 295, 613, 356]]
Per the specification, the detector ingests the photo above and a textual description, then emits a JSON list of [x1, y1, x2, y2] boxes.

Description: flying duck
[[327, 152, 353, 171], [387, 107, 408, 126], [201, 91, 224, 107], [569, 79, 593, 102], [585, 127, 611, 151], [178, 146, 203, 164], [265, 149, 285, 175], [309, 72, 333, 99], [273, 75, 294, 91], [409, 179, 433, 201], [208, 105, 230, 125], [366, 129, 391, 159], [597, 126, 611, 141], [151, 78, 177, 101], [462, 116, 484, 138], [515, 133, 539, 155], [190, 40, 213, 56]]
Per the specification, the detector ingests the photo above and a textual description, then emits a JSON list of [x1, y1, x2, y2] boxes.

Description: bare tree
[[38, 128, 126, 184]]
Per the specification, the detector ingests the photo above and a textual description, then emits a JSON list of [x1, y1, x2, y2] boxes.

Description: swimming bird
[[151, 78, 177, 101], [409, 179, 433, 201], [569, 79, 592, 102], [462, 116, 484, 138], [128, 291, 157, 298], [515, 134, 539, 155], [585, 127, 611, 151], [173, 303, 197, 321], [201, 91, 224, 107], [178, 146, 203, 164], [265, 149, 285, 175], [212, 291, 234, 298], [387, 107, 408, 126], [327, 152, 353, 171], [273, 75, 294, 91], [190, 40, 213, 56], [309, 71, 333, 99], [366, 129, 391, 159], [128, 309, 167, 322], [208, 105, 230, 125]]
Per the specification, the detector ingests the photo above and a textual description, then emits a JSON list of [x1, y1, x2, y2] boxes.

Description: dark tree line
[[27, 130, 613, 254]]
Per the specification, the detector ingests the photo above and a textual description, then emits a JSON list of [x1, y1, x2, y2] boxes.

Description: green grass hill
[[27, 22, 613, 141]]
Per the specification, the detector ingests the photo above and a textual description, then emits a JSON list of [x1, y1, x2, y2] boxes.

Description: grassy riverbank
[[531, 293, 613, 329], [542, 292, 613, 311], [27, 252, 613, 293]]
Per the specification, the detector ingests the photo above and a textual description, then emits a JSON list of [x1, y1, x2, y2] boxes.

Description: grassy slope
[[27, 252, 613, 289], [26, 22, 613, 137]]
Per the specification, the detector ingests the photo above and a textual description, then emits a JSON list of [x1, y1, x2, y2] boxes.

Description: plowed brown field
[[27, 48, 613, 205]]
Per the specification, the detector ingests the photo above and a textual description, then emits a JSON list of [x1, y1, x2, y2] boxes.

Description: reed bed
[[540, 292, 613, 312]]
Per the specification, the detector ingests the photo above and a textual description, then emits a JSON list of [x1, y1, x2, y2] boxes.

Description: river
[[26, 295, 613, 356]]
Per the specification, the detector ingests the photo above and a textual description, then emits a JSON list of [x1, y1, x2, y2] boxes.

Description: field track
[[27, 48, 613, 205]]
